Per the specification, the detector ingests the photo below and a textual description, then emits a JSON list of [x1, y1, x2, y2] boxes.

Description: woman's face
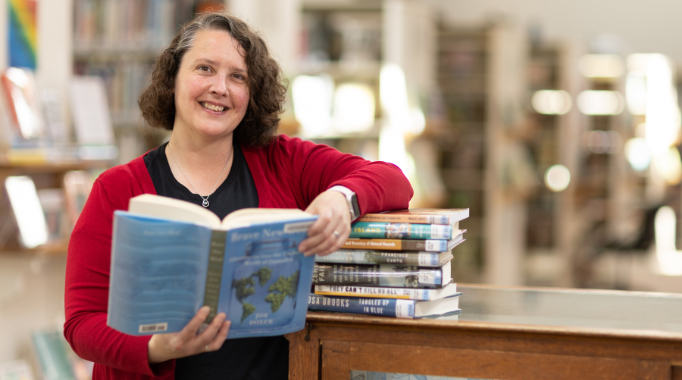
[[173, 29, 250, 140]]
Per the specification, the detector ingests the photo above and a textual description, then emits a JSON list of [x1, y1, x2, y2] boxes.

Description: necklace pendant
[[202, 199, 209, 207]]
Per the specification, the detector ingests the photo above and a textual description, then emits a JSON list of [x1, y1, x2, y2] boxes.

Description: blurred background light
[[624, 137, 652, 171], [583, 130, 622, 154], [653, 206, 682, 276], [380, 64, 411, 134], [625, 71, 647, 115], [332, 83, 376, 134], [531, 90, 572, 115], [577, 54, 625, 78], [653, 147, 682, 185], [627, 53, 653, 73], [379, 64, 411, 174], [292, 74, 334, 136], [409, 107, 426, 136], [544, 165, 571, 192], [641, 54, 681, 152], [576, 90, 624, 115]]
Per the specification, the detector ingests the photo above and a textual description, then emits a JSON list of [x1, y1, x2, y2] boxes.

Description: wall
[[424, 0, 682, 63]]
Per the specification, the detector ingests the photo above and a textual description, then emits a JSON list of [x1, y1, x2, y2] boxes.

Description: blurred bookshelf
[[294, 4, 383, 153], [522, 41, 585, 287], [71, 0, 222, 158], [0, 161, 108, 255], [436, 26, 488, 283]]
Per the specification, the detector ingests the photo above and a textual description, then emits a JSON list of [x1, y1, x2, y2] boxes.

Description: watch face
[[350, 194, 360, 219]]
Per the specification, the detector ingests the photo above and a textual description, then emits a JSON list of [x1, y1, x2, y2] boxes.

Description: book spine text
[[359, 214, 451, 224], [308, 294, 414, 318], [349, 222, 452, 239], [314, 285, 431, 300], [342, 238, 450, 252], [203, 230, 227, 323], [315, 250, 443, 266], [312, 264, 444, 288]]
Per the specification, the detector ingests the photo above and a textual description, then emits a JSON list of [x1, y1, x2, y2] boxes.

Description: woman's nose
[[210, 75, 228, 96]]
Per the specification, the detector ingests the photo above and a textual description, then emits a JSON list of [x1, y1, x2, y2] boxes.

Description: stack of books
[[308, 209, 468, 319]]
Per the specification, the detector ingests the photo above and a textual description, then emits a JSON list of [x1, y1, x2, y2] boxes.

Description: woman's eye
[[233, 73, 246, 81], [198, 65, 211, 72]]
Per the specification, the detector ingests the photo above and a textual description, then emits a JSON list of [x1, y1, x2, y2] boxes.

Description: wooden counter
[[287, 284, 682, 380]]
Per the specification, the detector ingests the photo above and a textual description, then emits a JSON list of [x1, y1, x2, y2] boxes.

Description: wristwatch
[[329, 185, 360, 222]]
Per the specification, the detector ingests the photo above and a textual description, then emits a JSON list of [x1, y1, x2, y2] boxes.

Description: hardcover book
[[308, 293, 462, 318], [314, 249, 454, 267], [108, 194, 318, 339], [349, 221, 458, 239], [342, 232, 465, 252], [314, 283, 459, 301], [312, 262, 452, 289], [358, 208, 469, 225]]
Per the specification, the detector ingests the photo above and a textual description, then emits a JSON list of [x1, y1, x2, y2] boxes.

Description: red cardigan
[[64, 135, 413, 380]]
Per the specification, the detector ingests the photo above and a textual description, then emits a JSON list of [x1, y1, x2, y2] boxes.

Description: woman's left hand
[[299, 190, 351, 256]]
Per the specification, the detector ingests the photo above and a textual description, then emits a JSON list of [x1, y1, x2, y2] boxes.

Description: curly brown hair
[[138, 12, 287, 147]]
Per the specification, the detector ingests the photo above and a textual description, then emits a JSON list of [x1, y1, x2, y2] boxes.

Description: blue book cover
[[107, 195, 317, 339]]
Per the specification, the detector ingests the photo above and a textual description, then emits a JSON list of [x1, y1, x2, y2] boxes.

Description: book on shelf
[[63, 170, 93, 226], [358, 208, 469, 225], [308, 293, 462, 319], [73, 0, 178, 49], [108, 194, 318, 339], [342, 231, 465, 252], [315, 249, 453, 267], [0, 360, 34, 380], [31, 330, 76, 380], [349, 221, 460, 240], [31, 329, 93, 380], [5, 175, 50, 249], [0, 67, 45, 144], [314, 283, 459, 301], [69, 76, 115, 146], [312, 262, 452, 289]]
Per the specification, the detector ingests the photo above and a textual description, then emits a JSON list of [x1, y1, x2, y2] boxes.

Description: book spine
[[203, 230, 227, 324], [349, 222, 452, 239], [342, 238, 450, 252], [308, 294, 415, 318], [314, 285, 433, 300], [312, 264, 444, 288], [359, 214, 451, 224], [315, 250, 442, 266]]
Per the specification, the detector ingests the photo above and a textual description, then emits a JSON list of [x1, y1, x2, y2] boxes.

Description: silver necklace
[[167, 144, 231, 208]]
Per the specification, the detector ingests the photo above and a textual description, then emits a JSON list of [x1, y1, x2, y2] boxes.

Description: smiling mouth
[[200, 102, 226, 112]]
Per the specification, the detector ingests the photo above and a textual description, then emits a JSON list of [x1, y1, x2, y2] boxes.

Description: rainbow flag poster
[[8, 0, 37, 69]]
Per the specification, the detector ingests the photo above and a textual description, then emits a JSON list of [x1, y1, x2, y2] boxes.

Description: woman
[[64, 12, 412, 380]]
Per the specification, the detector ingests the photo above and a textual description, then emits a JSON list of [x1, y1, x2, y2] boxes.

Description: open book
[[108, 194, 318, 339]]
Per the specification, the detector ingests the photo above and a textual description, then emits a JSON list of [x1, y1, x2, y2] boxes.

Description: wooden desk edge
[[305, 311, 682, 343]]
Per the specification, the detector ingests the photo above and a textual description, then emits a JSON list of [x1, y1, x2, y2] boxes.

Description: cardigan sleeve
[[278, 135, 413, 214], [63, 168, 174, 378]]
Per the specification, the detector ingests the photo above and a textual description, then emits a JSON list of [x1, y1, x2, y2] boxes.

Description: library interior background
[[3, 0, 682, 377]]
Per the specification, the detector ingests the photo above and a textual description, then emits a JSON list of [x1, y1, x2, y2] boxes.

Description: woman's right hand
[[148, 306, 230, 364]]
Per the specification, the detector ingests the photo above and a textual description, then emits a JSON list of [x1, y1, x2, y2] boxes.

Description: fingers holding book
[[300, 190, 351, 256], [147, 306, 231, 364]]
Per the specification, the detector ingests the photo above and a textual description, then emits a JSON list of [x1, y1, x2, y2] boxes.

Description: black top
[[144, 142, 289, 380]]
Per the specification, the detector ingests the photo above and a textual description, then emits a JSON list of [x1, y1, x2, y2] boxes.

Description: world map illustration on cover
[[227, 239, 302, 331]]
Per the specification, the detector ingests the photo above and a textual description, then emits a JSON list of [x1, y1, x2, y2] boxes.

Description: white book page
[[128, 194, 221, 228], [220, 208, 310, 230]]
